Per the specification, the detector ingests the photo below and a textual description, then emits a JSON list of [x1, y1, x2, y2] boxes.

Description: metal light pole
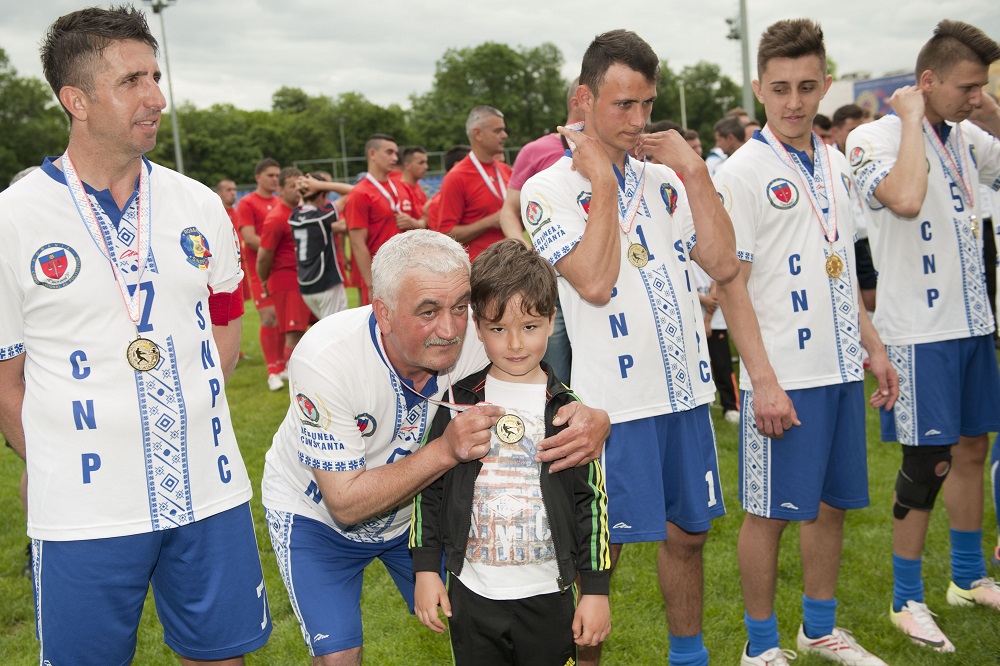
[[739, 0, 754, 117], [144, 0, 184, 174], [678, 79, 688, 129], [338, 116, 348, 180]]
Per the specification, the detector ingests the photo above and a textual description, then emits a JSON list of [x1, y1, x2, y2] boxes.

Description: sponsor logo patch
[[180, 226, 212, 269], [31, 243, 81, 289], [766, 178, 799, 209]]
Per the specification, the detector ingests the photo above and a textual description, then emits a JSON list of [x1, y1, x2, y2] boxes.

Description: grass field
[[1, 306, 999, 664]]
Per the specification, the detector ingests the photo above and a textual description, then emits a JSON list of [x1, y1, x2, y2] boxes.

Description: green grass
[[1, 309, 999, 663]]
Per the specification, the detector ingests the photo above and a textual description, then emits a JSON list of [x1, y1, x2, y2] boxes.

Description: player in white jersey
[[847, 20, 1000, 652], [260, 229, 610, 663], [522, 29, 767, 666], [714, 19, 896, 666], [0, 7, 270, 664]]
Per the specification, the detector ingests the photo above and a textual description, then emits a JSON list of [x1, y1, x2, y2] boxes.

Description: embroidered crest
[[524, 201, 545, 227], [180, 227, 212, 269], [660, 183, 678, 215], [849, 146, 865, 168], [576, 192, 592, 215], [296, 393, 320, 425], [356, 413, 377, 437], [766, 178, 799, 209], [31, 243, 81, 289]]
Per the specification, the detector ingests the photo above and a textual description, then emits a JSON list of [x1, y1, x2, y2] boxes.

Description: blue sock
[[745, 611, 780, 658], [801, 595, 837, 639], [950, 528, 986, 589], [893, 553, 923, 612], [668, 633, 708, 666], [992, 439, 1000, 547]]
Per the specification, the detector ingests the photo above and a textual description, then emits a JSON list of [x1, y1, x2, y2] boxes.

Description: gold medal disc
[[495, 414, 526, 444], [825, 254, 844, 280], [627, 243, 649, 268], [127, 337, 160, 371], [970, 214, 980, 238]]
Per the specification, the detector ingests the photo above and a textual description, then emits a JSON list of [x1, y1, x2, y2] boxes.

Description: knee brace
[[893, 445, 952, 520]]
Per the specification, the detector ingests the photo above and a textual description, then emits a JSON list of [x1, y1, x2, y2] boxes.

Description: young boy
[[409, 239, 611, 664]]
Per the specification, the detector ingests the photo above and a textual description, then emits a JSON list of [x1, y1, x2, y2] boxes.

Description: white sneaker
[[889, 600, 954, 652], [267, 373, 284, 391], [741, 642, 796, 665], [946, 577, 1000, 610], [724, 409, 740, 423], [279, 369, 289, 381], [796, 626, 886, 665]]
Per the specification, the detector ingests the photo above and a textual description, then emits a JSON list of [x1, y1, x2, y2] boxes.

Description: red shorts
[[248, 271, 274, 310], [271, 289, 312, 333]]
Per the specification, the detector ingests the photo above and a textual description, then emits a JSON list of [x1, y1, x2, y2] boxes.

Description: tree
[[653, 60, 742, 151], [0, 47, 68, 188], [409, 42, 567, 152]]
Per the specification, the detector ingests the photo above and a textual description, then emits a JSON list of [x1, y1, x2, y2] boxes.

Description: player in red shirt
[[345, 134, 403, 293], [436, 106, 512, 260], [394, 146, 429, 225], [427, 145, 471, 232], [257, 167, 313, 388], [237, 158, 284, 389], [215, 178, 250, 303]]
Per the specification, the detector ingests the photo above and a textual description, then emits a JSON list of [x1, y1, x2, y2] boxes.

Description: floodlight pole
[[145, 0, 184, 174], [739, 0, 754, 116], [338, 116, 348, 180]]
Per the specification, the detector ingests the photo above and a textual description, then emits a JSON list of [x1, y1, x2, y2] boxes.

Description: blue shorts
[[603, 404, 724, 542], [266, 509, 417, 656], [32, 502, 271, 665], [740, 382, 869, 520], [881, 335, 1000, 446]]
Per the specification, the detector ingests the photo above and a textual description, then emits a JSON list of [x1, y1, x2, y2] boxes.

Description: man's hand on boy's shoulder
[[573, 594, 611, 647], [414, 571, 451, 633], [535, 402, 610, 473]]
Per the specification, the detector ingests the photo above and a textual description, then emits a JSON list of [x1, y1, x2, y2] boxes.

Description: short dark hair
[[682, 128, 700, 142], [646, 119, 683, 134], [831, 104, 868, 128], [757, 19, 826, 78], [41, 4, 158, 114], [214, 179, 235, 192], [580, 29, 660, 96], [444, 145, 471, 172], [278, 166, 302, 187], [471, 239, 558, 323], [916, 20, 1000, 79], [812, 113, 832, 131], [713, 116, 746, 141], [365, 133, 396, 154], [255, 157, 280, 175], [402, 146, 427, 164]]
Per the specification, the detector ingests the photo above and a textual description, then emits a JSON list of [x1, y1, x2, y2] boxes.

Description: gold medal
[[970, 214, 980, 238], [627, 243, 648, 268], [126, 336, 160, 371], [825, 254, 844, 280], [495, 414, 525, 444]]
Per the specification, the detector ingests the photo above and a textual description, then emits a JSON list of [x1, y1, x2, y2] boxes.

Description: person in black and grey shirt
[[291, 172, 349, 319]]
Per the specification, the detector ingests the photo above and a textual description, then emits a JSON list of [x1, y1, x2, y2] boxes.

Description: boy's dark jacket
[[409, 362, 611, 596]]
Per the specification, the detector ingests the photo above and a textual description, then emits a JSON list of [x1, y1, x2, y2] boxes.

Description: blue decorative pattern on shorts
[[887, 344, 916, 445], [741, 391, 771, 517], [265, 509, 315, 655]]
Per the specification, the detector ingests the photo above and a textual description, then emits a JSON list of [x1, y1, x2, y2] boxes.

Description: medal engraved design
[[127, 337, 160, 371], [970, 214, 980, 238], [495, 414, 525, 444], [825, 254, 844, 280], [627, 243, 649, 268]]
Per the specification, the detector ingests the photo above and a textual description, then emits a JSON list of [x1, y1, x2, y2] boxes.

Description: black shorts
[[854, 238, 877, 290]]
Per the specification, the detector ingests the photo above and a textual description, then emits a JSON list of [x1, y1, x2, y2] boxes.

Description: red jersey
[[344, 176, 401, 257], [436, 154, 512, 260], [236, 191, 277, 275], [425, 192, 443, 232], [391, 171, 428, 219], [225, 206, 240, 232], [259, 200, 298, 293]]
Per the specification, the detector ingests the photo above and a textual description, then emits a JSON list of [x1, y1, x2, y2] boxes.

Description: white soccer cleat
[[889, 600, 954, 652], [946, 577, 1000, 611], [267, 373, 284, 391], [724, 409, 741, 424], [741, 642, 797, 665], [796, 626, 887, 665]]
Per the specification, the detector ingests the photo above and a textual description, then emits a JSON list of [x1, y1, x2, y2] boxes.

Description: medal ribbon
[[615, 156, 647, 235], [923, 118, 975, 213], [365, 173, 400, 213], [469, 151, 507, 201], [61, 153, 150, 327], [760, 125, 838, 245]]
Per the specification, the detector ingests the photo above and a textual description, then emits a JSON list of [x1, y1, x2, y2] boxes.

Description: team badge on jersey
[[660, 183, 678, 215], [717, 185, 733, 213], [766, 178, 799, 210], [576, 192, 592, 215], [231, 227, 242, 264], [30, 243, 81, 289], [296, 393, 321, 426], [180, 227, 212, 269], [849, 146, 866, 168], [841, 173, 852, 195], [356, 413, 377, 437], [524, 201, 546, 228]]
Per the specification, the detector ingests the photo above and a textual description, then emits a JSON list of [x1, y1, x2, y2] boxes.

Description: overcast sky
[[1, 1, 997, 113]]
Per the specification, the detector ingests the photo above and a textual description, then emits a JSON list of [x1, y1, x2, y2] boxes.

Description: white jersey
[[261, 306, 489, 543], [521, 155, 715, 423], [691, 262, 726, 330], [715, 134, 865, 391], [848, 115, 1000, 345], [0, 159, 250, 541]]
